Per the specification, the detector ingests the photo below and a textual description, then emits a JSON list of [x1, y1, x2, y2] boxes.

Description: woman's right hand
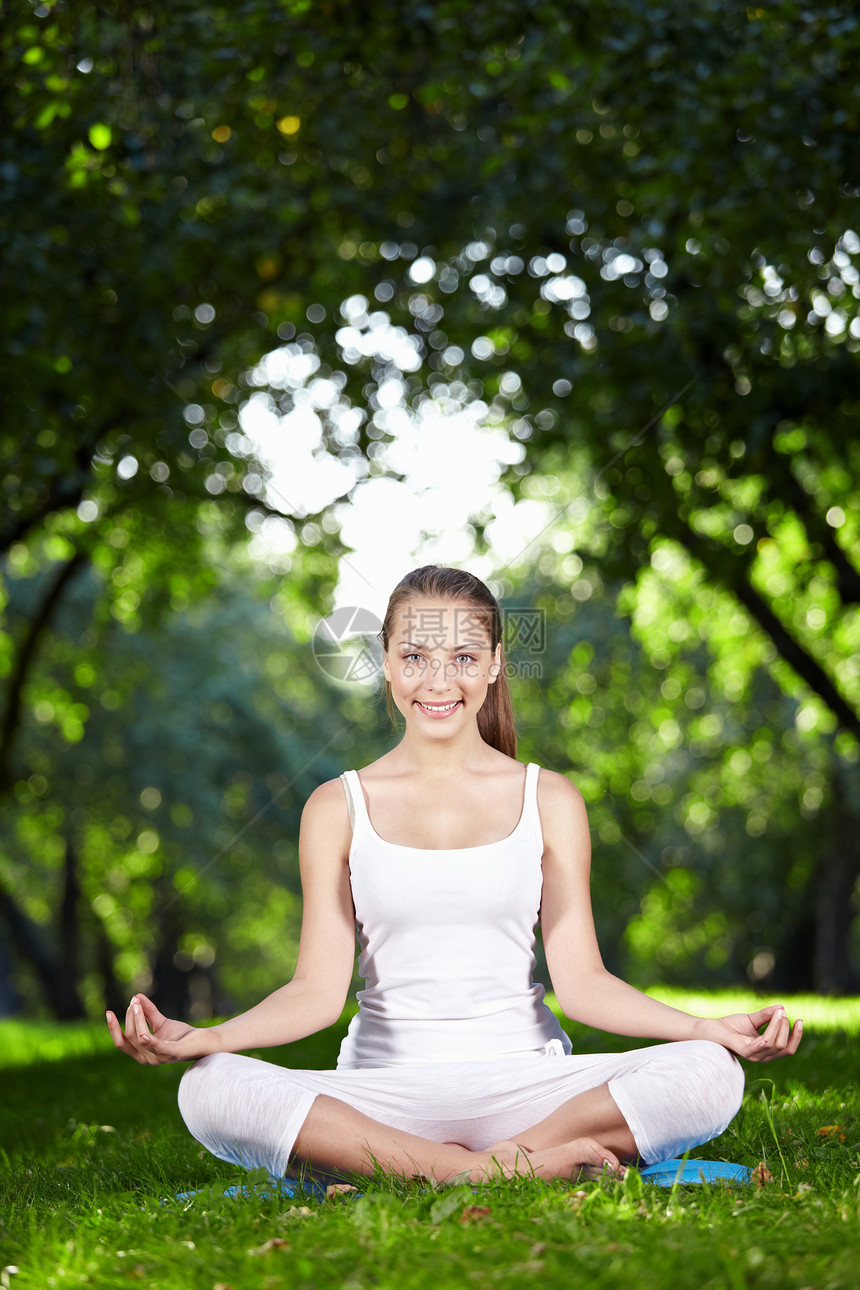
[[106, 993, 213, 1065]]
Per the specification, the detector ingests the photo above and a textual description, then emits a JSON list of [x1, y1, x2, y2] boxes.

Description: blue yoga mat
[[640, 1158, 751, 1186], [174, 1177, 328, 1203], [172, 1158, 751, 1204]]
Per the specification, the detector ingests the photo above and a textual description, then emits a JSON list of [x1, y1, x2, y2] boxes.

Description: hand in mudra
[[106, 993, 202, 1065], [715, 1005, 802, 1063]]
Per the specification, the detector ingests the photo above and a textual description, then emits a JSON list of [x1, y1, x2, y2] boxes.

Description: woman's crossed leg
[[291, 1083, 634, 1184]]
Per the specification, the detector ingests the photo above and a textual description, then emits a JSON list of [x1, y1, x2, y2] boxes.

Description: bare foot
[[479, 1136, 624, 1182], [473, 1138, 532, 1180]]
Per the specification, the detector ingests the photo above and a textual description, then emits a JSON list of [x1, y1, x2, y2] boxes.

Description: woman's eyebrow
[[398, 640, 488, 651]]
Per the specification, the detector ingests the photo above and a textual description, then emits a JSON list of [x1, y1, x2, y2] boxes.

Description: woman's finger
[[124, 996, 142, 1043], [106, 1010, 146, 1062], [132, 999, 156, 1046], [121, 998, 155, 1059], [761, 1012, 786, 1051], [762, 1018, 803, 1061], [761, 1007, 786, 1043], [108, 1006, 137, 1053], [775, 1012, 792, 1049], [136, 993, 166, 1029], [753, 1012, 804, 1061], [106, 1009, 129, 1051], [747, 1004, 781, 1032], [107, 1000, 181, 1066], [743, 1004, 786, 1036]]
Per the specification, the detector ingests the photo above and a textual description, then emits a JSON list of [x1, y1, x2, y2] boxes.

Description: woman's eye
[[456, 654, 476, 664]]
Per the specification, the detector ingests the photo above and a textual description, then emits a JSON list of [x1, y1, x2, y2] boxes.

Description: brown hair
[[379, 565, 517, 759]]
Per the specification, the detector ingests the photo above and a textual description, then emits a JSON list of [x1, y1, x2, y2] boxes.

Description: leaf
[[459, 1205, 491, 1223], [817, 1125, 846, 1141], [248, 1237, 290, 1255], [429, 1184, 473, 1223]]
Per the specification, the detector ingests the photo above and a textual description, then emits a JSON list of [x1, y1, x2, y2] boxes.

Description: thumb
[[718, 1026, 762, 1059], [745, 1004, 782, 1031]]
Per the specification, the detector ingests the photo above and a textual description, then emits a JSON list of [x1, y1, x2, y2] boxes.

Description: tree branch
[[763, 447, 860, 607], [0, 549, 88, 792], [0, 477, 90, 556], [0, 424, 105, 556], [665, 512, 860, 740]]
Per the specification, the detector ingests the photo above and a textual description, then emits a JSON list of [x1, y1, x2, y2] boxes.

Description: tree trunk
[[0, 550, 87, 792], [774, 913, 815, 994], [95, 919, 126, 1018], [0, 926, 23, 1015], [60, 836, 81, 1000], [0, 878, 86, 1019], [149, 894, 194, 1020], [814, 775, 860, 994]]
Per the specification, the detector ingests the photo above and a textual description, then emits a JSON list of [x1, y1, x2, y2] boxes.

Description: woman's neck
[[386, 726, 498, 778]]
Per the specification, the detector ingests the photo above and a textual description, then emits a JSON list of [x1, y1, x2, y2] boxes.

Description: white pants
[[177, 1039, 744, 1177]]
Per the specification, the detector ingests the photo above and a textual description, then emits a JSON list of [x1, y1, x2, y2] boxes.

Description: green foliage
[[6, 0, 859, 587], [507, 560, 856, 990], [1, 1000, 859, 1288], [3, 0, 860, 1009], [0, 549, 388, 1018]]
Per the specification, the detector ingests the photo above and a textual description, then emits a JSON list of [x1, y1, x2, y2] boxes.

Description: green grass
[[1, 993, 858, 1289]]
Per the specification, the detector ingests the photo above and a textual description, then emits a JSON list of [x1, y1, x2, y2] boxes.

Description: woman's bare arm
[[538, 770, 801, 1063], [107, 777, 357, 1064]]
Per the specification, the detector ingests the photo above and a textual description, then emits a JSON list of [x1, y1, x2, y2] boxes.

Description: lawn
[[1, 991, 857, 1289]]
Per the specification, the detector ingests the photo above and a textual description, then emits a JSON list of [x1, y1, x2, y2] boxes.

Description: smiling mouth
[[415, 700, 462, 715]]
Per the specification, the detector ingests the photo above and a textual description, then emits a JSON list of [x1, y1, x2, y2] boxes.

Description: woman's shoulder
[[535, 766, 587, 823], [302, 774, 351, 821]]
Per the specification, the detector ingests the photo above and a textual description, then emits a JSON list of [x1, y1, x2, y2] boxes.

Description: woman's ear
[[381, 653, 391, 681], [488, 643, 502, 682]]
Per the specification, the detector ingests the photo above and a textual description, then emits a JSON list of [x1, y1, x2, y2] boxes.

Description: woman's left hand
[[709, 1005, 803, 1062]]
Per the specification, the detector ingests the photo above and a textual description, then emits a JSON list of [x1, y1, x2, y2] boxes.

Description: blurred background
[[2, 0, 858, 1021]]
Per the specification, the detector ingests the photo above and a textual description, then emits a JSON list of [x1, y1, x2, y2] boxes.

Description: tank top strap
[[340, 769, 367, 835], [521, 761, 544, 849]]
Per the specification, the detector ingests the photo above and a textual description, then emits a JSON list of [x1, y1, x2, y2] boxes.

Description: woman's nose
[[426, 658, 453, 686]]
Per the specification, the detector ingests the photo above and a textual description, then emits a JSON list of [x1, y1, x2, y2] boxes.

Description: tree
[[506, 557, 848, 995], [1, 547, 387, 1019], [294, 0, 860, 986], [4, 0, 859, 994]]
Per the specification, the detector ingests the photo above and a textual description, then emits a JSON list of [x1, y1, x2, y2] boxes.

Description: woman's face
[[382, 597, 501, 732]]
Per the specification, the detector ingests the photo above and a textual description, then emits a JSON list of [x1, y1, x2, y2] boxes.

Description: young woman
[[107, 565, 801, 1184]]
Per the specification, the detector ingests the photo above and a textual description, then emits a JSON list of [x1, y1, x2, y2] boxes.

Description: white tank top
[[337, 762, 572, 1068]]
